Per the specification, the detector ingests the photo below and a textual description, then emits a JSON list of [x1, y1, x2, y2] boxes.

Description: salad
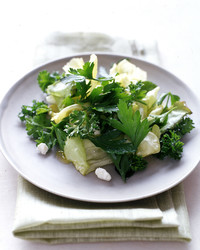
[[18, 54, 194, 182]]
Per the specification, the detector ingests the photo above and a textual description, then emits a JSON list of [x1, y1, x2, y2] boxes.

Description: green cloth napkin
[[12, 32, 191, 243], [13, 177, 191, 243]]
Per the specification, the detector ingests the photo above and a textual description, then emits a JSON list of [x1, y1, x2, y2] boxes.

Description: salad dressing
[[56, 150, 70, 164]]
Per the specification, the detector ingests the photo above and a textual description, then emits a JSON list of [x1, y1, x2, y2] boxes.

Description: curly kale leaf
[[18, 100, 67, 151], [155, 116, 194, 161], [173, 117, 195, 137], [156, 131, 184, 160]]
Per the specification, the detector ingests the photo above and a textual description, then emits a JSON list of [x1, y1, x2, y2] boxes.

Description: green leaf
[[157, 92, 180, 107], [69, 61, 94, 79], [35, 130, 57, 150], [87, 81, 128, 107], [37, 71, 61, 92], [173, 117, 195, 137], [88, 86, 104, 103], [75, 80, 91, 100], [62, 96, 74, 107], [128, 81, 157, 104], [18, 100, 51, 121], [90, 129, 135, 155], [110, 153, 147, 182], [110, 100, 149, 150], [155, 116, 194, 161], [64, 110, 99, 139], [19, 100, 58, 151], [160, 102, 192, 133], [156, 131, 184, 160], [46, 74, 85, 102], [25, 114, 51, 138], [140, 81, 157, 92], [170, 94, 180, 105], [129, 82, 146, 102], [54, 127, 67, 151]]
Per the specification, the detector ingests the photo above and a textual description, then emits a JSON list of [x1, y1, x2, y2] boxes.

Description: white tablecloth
[[1, 0, 200, 249]]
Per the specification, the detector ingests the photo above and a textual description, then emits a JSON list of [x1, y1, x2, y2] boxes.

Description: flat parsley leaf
[[110, 100, 149, 151], [90, 129, 135, 155], [110, 153, 147, 182], [37, 71, 61, 92], [69, 61, 94, 79], [157, 92, 180, 112], [128, 81, 157, 103], [54, 127, 67, 151], [75, 80, 91, 100], [87, 81, 129, 113]]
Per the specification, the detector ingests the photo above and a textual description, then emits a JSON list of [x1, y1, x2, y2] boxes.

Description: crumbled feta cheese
[[37, 143, 48, 155], [95, 168, 112, 181]]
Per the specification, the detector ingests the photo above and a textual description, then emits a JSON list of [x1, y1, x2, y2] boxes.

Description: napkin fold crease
[[13, 177, 191, 243]]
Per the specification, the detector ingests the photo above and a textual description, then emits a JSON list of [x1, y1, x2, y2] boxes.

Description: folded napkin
[[12, 32, 191, 243], [34, 31, 160, 66], [13, 177, 191, 243]]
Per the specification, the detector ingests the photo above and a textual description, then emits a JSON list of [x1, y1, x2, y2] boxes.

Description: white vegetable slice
[[90, 54, 98, 78], [137, 132, 160, 157], [46, 95, 56, 104], [142, 86, 160, 109], [109, 59, 147, 86], [64, 138, 112, 176], [51, 104, 82, 124], [63, 58, 85, 73]]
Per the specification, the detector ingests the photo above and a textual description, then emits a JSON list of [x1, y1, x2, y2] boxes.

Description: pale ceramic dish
[[0, 53, 200, 203]]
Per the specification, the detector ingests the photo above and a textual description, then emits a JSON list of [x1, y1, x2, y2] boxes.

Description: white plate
[[0, 53, 200, 203]]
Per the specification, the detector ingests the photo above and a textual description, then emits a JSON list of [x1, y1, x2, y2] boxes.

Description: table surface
[[1, 0, 200, 249]]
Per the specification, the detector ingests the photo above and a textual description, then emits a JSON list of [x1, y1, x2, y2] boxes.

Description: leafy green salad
[[18, 54, 194, 182]]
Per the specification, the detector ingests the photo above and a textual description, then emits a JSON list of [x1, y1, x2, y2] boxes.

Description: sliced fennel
[[52, 104, 82, 124]]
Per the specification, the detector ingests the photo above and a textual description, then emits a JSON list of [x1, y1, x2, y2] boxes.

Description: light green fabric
[[13, 177, 191, 243], [13, 32, 191, 243]]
